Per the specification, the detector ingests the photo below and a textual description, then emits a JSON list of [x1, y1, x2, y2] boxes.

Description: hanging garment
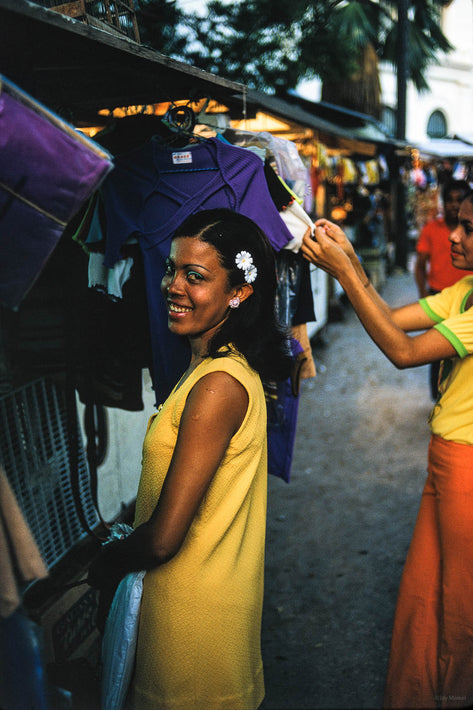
[[266, 338, 305, 483], [88, 252, 134, 301], [98, 136, 294, 401], [0, 76, 113, 310], [0, 465, 48, 618], [264, 160, 295, 211], [291, 323, 316, 379], [265, 160, 318, 331], [74, 247, 152, 412], [280, 200, 315, 253], [223, 128, 307, 190], [293, 257, 317, 327], [0, 467, 50, 710], [274, 250, 316, 382]]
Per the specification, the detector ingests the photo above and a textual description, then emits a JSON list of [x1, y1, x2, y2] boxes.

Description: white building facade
[[379, 0, 473, 143]]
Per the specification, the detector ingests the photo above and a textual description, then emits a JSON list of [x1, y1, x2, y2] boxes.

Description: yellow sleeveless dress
[[130, 350, 267, 710]]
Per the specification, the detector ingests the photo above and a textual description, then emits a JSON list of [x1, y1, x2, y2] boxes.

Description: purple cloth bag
[[0, 76, 113, 309]]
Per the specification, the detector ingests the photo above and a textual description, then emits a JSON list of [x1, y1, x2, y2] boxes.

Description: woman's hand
[[87, 540, 124, 590], [301, 223, 353, 281], [302, 219, 369, 286], [314, 219, 357, 262]]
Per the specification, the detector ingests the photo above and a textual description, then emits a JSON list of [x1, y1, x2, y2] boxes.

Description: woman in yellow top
[[301, 193, 473, 709], [88, 208, 292, 709]]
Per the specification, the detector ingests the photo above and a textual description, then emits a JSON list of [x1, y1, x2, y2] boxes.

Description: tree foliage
[[136, 0, 453, 112], [180, 0, 341, 91], [135, 0, 188, 56]]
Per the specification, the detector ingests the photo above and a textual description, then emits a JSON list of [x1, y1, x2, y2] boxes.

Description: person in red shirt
[[415, 178, 472, 397]]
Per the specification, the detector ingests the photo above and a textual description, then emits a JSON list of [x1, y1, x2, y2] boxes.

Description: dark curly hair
[[172, 208, 293, 382], [442, 178, 470, 205]]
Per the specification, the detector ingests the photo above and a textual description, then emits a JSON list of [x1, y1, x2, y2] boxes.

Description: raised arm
[[310, 219, 432, 331], [301, 223, 457, 369], [88, 370, 248, 587]]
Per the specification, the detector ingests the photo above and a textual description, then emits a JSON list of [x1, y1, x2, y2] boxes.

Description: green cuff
[[434, 322, 468, 358], [419, 298, 443, 323]]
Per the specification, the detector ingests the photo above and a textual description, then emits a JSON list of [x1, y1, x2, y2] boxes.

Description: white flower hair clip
[[235, 251, 257, 283], [244, 264, 257, 283]]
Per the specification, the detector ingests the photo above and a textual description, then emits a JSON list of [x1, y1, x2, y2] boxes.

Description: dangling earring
[[229, 296, 240, 309]]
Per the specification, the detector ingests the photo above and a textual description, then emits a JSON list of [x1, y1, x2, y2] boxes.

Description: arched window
[[427, 110, 447, 138]]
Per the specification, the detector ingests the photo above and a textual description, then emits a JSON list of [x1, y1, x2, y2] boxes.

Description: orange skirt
[[384, 435, 473, 709]]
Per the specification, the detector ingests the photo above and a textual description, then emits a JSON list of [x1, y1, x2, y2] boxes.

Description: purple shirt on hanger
[[100, 137, 293, 401]]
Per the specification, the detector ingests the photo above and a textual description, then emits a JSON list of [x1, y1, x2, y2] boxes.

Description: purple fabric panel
[[0, 197, 63, 310], [0, 91, 112, 221], [0, 89, 113, 308]]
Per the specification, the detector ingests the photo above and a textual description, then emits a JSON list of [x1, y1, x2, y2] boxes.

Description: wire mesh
[[0, 378, 98, 569], [30, 0, 140, 42]]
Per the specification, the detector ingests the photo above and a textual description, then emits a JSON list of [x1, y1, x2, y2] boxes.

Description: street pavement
[[261, 264, 432, 710]]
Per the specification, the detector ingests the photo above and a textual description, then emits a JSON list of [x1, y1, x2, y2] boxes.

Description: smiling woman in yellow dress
[[88, 208, 292, 710], [301, 193, 473, 709]]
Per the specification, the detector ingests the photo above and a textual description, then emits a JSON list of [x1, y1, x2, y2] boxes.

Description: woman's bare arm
[[302, 225, 457, 369], [311, 219, 435, 331]]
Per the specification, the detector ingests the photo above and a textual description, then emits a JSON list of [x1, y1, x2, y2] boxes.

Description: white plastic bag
[[101, 569, 145, 710], [100, 523, 145, 710]]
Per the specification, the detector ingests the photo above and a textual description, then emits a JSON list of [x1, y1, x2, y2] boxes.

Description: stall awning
[[0, 0, 246, 122], [233, 88, 406, 157], [242, 89, 358, 141], [454, 133, 473, 146], [416, 138, 473, 159], [285, 90, 397, 144]]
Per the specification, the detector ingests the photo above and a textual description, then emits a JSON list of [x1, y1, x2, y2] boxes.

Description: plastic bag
[[100, 523, 145, 710], [101, 569, 145, 710], [274, 250, 303, 328]]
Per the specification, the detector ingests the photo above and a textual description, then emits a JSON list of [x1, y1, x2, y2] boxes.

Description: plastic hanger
[[155, 102, 219, 174]]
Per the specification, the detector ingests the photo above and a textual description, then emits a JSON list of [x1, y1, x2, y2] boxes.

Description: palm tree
[[318, 0, 453, 119]]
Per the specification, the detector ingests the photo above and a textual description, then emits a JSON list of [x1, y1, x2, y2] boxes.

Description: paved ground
[[260, 265, 432, 710]]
